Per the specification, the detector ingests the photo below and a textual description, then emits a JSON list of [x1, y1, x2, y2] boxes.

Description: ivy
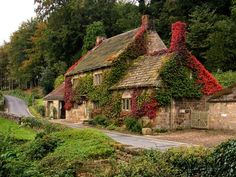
[[156, 53, 202, 106], [131, 90, 158, 119], [64, 76, 73, 110], [106, 27, 147, 87]]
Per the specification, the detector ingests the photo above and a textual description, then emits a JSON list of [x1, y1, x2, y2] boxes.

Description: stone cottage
[[62, 15, 222, 129], [208, 83, 236, 131], [44, 82, 65, 119]]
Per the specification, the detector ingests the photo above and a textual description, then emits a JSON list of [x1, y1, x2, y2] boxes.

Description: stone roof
[[111, 53, 171, 90], [66, 29, 138, 76], [208, 83, 236, 102], [44, 83, 65, 101]]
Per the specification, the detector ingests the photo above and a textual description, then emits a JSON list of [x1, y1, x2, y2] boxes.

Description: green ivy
[[156, 54, 202, 106], [72, 33, 146, 118]]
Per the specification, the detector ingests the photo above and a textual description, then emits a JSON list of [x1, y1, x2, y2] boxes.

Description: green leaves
[[82, 21, 106, 54], [156, 54, 202, 106]]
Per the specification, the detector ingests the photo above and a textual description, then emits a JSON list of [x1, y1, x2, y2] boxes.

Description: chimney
[[141, 15, 150, 30], [96, 36, 106, 46], [170, 21, 187, 52]]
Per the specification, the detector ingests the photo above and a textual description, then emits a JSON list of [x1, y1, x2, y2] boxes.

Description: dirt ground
[[154, 129, 236, 147]]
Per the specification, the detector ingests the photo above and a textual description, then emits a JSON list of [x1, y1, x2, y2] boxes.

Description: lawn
[[0, 117, 36, 140]]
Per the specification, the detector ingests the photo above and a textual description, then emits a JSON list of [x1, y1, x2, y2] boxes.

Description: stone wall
[[0, 111, 22, 124], [208, 102, 236, 131], [154, 107, 171, 130], [66, 101, 93, 123]]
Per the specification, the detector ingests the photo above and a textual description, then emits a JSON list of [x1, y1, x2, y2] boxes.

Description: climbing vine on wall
[[106, 26, 147, 87], [155, 53, 202, 106], [131, 90, 158, 119], [64, 76, 73, 110]]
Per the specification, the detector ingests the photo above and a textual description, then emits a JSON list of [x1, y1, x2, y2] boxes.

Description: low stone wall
[[0, 111, 22, 124], [208, 102, 236, 131]]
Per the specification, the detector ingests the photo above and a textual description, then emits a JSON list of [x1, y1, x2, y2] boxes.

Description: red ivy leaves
[[188, 54, 222, 95], [168, 21, 222, 95], [64, 76, 73, 110], [169, 21, 187, 53], [131, 90, 158, 119]]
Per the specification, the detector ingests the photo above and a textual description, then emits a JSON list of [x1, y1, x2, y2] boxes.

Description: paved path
[[52, 120, 191, 150], [4, 95, 31, 117]]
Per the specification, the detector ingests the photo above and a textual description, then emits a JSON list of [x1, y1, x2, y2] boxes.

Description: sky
[[0, 0, 36, 46]]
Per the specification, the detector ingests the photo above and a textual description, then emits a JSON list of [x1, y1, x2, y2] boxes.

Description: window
[[93, 73, 103, 85], [122, 98, 131, 111]]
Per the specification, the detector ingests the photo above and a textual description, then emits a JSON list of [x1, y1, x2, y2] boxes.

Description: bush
[[25, 133, 62, 160], [207, 139, 236, 177], [124, 117, 142, 133], [36, 105, 45, 117], [89, 115, 110, 127], [21, 117, 43, 129], [0, 91, 4, 111], [162, 146, 210, 176], [112, 150, 181, 177]]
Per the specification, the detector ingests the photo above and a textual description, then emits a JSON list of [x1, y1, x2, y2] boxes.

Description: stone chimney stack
[[96, 36, 106, 46], [141, 15, 150, 30], [170, 21, 187, 52]]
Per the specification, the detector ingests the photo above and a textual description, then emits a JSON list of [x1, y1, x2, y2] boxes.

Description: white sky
[[0, 0, 36, 46]]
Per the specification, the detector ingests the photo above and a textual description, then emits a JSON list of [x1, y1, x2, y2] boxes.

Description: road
[[5, 95, 190, 150], [4, 95, 31, 117]]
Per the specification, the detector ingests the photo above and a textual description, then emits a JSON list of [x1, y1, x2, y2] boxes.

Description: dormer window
[[93, 72, 103, 86]]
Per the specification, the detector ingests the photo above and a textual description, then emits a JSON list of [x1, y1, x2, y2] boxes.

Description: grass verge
[[0, 117, 36, 140]]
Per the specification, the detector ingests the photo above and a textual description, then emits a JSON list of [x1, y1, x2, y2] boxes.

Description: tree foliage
[[0, 0, 236, 92]]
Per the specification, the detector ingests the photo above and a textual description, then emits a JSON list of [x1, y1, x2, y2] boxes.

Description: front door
[[60, 101, 65, 119]]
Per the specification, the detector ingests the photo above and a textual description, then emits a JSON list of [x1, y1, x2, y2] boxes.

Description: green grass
[[0, 117, 36, 140], [0, 116, 116, 176], [29, 98, 45, 117], [25, 128, 115, 176]]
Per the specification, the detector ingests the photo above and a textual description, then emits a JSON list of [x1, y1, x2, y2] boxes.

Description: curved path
[[4, 95, 31, 117], [5, 95, 190, 150]]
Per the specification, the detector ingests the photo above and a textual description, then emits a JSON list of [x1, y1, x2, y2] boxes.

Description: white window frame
[[122, 98, 131, 111]]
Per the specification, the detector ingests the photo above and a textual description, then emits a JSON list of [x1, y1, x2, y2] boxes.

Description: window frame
[[122, 98, 131, 111], [93, 72, 103, 86]]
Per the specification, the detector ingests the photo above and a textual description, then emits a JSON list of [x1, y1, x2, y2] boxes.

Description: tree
[[187, 5, 219, 64], [205, 19, 236, 71], [82, 21, 106, 54]]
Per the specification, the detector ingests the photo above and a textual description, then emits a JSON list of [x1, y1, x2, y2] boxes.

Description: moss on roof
[[66, 29, 138, 76], [111, 53, 173, 90]]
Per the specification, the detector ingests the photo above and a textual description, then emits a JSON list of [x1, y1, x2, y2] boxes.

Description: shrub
[[124, 117, 142, 133], [112, 150, 181, 177], [25, 133, 62, 160], [89, 115, 110, 127], [0, 91, 4, 111], [36, 105, 45, 117], [207, 139, 236, 177], [162, 146, 210, 176], [21, 117, 43, 129]]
